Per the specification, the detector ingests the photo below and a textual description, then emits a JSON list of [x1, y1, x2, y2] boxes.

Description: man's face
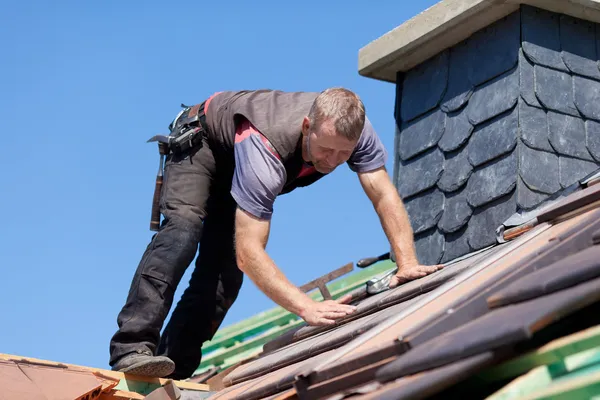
[[303, 117, 358, 174]]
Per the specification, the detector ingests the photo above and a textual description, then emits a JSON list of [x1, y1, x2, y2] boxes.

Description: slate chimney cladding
[[395, 5, 600, 265]]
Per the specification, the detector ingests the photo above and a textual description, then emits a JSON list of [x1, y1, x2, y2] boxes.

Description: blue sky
[[1, 1, 437, 369]]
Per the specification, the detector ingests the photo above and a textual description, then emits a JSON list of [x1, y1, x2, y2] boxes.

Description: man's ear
[[302, 116, 310, 137]]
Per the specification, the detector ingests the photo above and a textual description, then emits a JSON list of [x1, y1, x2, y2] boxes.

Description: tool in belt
[[146, 102, 208, 231]]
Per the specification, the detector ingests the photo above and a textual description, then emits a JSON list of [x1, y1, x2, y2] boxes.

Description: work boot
[[112, 350, 175, 378]]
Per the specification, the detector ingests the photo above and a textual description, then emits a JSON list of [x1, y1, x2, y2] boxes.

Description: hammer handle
[[150, 175, 163, 231], [357, 252, 390, 268]]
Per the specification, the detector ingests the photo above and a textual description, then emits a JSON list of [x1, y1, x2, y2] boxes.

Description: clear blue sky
[[1, 1, 437, 369]]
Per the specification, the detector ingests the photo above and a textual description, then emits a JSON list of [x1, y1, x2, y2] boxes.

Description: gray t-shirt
[[231, 117, 387, 220]]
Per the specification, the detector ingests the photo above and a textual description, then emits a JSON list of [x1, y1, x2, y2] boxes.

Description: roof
[[194, 260, 398, 378], [0, 353, 211, 399], [199, 177, 600, 399], [358, 0, 600, 82]]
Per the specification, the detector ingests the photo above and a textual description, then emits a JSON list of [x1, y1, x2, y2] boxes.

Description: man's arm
[[234, 207, 357, 325], [358, 166, 443, 287]]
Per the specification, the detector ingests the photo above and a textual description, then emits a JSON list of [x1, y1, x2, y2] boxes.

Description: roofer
[[108, 88, 443, 379]]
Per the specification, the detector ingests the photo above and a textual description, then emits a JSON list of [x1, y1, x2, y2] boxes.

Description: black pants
[[109, 136, 243, 379]]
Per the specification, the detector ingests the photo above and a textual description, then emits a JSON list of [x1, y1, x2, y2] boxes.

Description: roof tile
[[519, 100, 553, 152], [438, 187, 472, 234], [559, 155, 599, 188], [400, 50, 449, 122], [441, 226, 471, 264], [375, 276, 600, 381], [364, 352, 495, 399], [534, 65, 579, 116], [517, 176, 550, 210], [467, 12, 520, 87], [560, 15, 600, 80], [521, 5, 567, 72], [467, 152, 517, 208], [405, 188, 445, 235], [467, 66, 519, 126], [414, 228, 445, 265], [548, 111, 594, 160], [573, 75, 600, 121], [399, 108, 445, 161], [438, 107, 473, 152], [586, 120, 600, 161], [437, 148, 472, 193], [397, 147, 444, 198], [519, 49, 543, 108], [467, 190, 517, 250], [467, 106, 518, 167], [519, 141, 560, 194], [440, 40, 473, 113], [488, 245, 600, 308]]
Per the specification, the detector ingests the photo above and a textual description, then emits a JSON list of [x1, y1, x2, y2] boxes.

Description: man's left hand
[[389, 263, 444, 289]]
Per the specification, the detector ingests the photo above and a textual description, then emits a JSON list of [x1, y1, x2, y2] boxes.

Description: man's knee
[[143, 214, 203, 288]]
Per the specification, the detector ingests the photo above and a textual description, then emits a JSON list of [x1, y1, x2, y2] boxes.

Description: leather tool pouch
[[167, 102, 207, 155]]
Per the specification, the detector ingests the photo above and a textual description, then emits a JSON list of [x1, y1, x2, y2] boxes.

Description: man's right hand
[[299, 295, 357, 326]]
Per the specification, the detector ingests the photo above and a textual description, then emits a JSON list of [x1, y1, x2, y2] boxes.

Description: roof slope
[[204, 178, 600, 399], [194, 260, 397, 378], [0, 353, 211, 399]]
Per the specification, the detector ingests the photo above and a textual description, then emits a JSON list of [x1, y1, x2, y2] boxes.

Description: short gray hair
[[308, 87, 365, 141]]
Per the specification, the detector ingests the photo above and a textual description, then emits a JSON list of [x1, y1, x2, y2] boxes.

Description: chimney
[[359, 1, 600, 264]]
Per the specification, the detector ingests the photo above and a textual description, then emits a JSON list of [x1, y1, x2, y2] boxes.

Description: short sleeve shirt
[[231, 116, 387, 220]]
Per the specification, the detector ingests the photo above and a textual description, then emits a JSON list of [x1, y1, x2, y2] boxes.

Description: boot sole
[[118, 357, 175, 378]]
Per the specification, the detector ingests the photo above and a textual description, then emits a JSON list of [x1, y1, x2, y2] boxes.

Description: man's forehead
[[318, 132, 357, 151]]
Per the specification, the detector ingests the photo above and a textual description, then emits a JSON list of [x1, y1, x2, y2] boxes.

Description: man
[[109, 88, 442, 380]]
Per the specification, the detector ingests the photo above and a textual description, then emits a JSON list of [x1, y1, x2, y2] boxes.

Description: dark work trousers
[[109, 135, 243, 379]]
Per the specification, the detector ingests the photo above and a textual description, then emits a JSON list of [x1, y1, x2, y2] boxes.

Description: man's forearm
[[237, 244, 312, 316], [373, 191, 419, 268]]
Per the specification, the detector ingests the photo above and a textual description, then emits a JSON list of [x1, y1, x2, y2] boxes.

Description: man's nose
[[331, 152, 346, 165]]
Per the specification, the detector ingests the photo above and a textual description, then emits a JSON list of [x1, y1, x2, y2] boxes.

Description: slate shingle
[[548, 111, 594, 160], [519, 100, 553, 152], [414, 228, 445, 265], [467, 12, 520, 86], [517, 176, 550, 210], [405, 188, 445, 235], [519, 141, 560, 194], [560, 15, 600, 80], [467, 190, 517, 250], [521, 5, 567, 71], [467, 152, 518, 208], [534, 65, 579, 116], [399, 108, 445, 161], [437, 148, 473, 193], [467, 66, 519, 126], [400, 51, 449, 123], [397, 147, 444, 198], [560, 155, 600, 188], [573, 75, 600, 122], [438, 186, 472, 234], [467, 106, 518, 167], [441, 40, 473, 113], [519, 49, 543, 108], [586, 119, 600, 161], [597, 22, 600, 69], [441, 226, 471, 264], [438, 108, 473, 152]]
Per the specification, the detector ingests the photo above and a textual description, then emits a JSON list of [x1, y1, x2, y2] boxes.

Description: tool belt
[[147, 101, 209, 155], [146, 101, 209, 231]]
